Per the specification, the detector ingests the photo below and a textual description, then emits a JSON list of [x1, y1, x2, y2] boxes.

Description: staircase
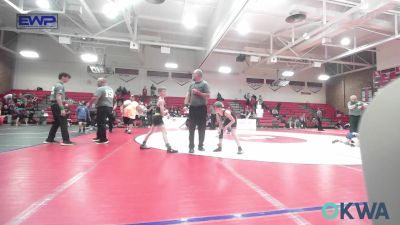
[[228, 101, 243, 116]]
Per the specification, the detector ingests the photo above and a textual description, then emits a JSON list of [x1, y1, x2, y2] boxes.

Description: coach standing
[[347, 95, 367, 133], [88, 78, 115, 144], [44, 73, 75, 146], [185, 69, 210, 153]]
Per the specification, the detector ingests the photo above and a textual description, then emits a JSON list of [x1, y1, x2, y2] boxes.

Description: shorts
[[223, 119, 236, 128], [78, 119, 87, 123], [152, 115, 164, 126], [123, 117, 133, 125]]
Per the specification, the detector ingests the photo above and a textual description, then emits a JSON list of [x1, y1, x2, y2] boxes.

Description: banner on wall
[[289, 81, 305, 92], [246, 78, 264, 90], [115, 68, 139, 83], [307, 82, 323, 93], [172, 72, 192, 86], [147, 71, 169, 84], [266, 79, 280, 91], [87, 65, 113, 79]]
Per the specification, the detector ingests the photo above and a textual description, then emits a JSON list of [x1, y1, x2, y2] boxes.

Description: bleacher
[[2, 90, 349, 128]]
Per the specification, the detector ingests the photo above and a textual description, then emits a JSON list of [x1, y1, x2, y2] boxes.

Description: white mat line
[[220, 161, 311, 225], [5, 143, 127, 225], [342, 165, 363, 172]]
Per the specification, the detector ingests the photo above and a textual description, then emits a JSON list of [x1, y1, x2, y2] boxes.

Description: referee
[[185, 69, 210, 153], [347, 95, 367, 133], [44, 72, 74, 146], [88, 78, 115, 144]]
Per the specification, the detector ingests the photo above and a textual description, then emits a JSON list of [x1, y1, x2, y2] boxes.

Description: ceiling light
[[303, 32, 310, 40], [282, 70, 295, 77], [19, 50, 39, 58], [340, 37, 351, 46], [103, 2, 119, 19], [237, 22, 250, 35], [165, 62, 178, 69], [318, 74, 330, 81], [80, 53, 98, 63], [218, 66, 232, 74], [36, 0, 50, 9], [360, 0, 369, 11], [182, 13, 197, 29]]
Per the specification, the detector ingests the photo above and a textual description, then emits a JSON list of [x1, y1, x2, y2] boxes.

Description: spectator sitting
[[3, 93, 15, 105], [176, 107, 182, 117], [294, 117, 300, 129], [39, 110, 48, 125], [169, 106, 175, 117], [335, 120, 344, 130], [15, 107, 27, 126], [27, 108, 37, 124], [272, 108, 279, 117], [300, 114, 307, 129], [64, 104, 71, 126]]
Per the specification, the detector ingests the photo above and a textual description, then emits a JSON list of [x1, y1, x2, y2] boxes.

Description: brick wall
[[0, 49, 15, 94], [326, 69, 374, 113]]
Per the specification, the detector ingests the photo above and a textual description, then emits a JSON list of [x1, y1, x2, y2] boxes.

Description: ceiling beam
[[330, 65, 376, 77], [78, 0, 102, 32], [198, 0, 252, 67], [93, 20, 125, 37]]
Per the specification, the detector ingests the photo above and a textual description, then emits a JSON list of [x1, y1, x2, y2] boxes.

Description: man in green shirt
[[88, 78, 115, 144], [185, 69, 210, 153], [44, 73, 74, 146], [347, 95, 367, 132]]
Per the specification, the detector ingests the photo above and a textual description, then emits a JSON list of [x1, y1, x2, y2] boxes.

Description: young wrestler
[[121, 95, 141, 134], [139, 87, 178, 153], [213, 101, 243, 154], [76, 101, 89, 133], [332, 132, 359, 147]]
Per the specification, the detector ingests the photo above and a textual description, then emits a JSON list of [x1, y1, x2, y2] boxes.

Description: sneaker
[[167, 148, 178, 153], [213, 147, 222, 152], [61, 141, 75, 146], [43, 139, 59, 144], [140, 144, 151, 149], [92, 138, 100, 142], [127, 130, 132, 134], [237, 147, 243, 155], [95, 140, 109, 144], [198, 147, 205, 151], [189, 148, 194, 154]]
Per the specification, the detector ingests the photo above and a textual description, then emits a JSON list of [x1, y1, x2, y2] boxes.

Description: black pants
[[210, 114, 216, 129], [108, 112, 115, 132], [317, 117, 323, 131], [189, 105, 207, 149], [349, 115, 360, 133], [47, 104, 70, 142], [96, 106, 114, 141]]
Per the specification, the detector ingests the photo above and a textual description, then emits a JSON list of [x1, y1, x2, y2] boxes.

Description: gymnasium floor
[[0, 123, 369, 225]]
